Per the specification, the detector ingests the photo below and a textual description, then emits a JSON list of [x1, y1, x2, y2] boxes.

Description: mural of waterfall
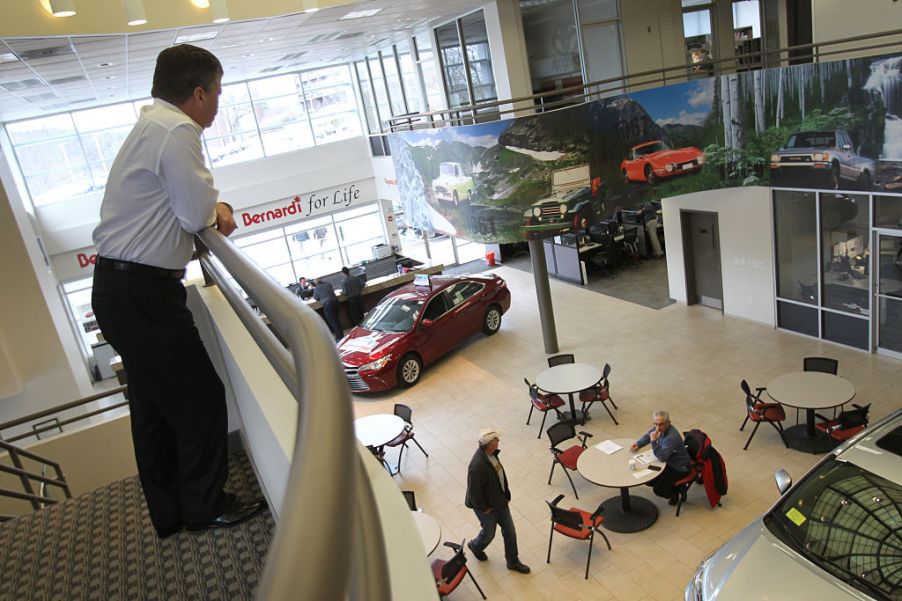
[[389, 50, 902, 244], [865, 55, 902, 159]]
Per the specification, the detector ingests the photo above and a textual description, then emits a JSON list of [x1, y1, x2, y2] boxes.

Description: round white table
[[536, 363, 602, 425], [766, 372, 856, 453], [354, 414, 405, 448], [577, 437, 665, 532], [412, 511, 441, 556]]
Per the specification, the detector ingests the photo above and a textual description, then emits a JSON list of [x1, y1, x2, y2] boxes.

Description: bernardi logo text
[[77, 252, 98, 268], [240, 185, 362, 227]]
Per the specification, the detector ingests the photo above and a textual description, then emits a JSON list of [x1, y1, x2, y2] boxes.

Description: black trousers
[[347, 295, 365, 325], [321, 300, 343, 340], [648, 465, 689, 499], [92, 264, 229, 534]]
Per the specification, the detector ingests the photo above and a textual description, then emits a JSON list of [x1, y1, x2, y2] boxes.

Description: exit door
[[682, 210, 724, 311]]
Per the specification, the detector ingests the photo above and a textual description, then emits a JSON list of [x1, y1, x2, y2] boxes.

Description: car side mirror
[[842, 143, 851, 151], [420, 318, 433, 329], [774, 469, 792, 495]]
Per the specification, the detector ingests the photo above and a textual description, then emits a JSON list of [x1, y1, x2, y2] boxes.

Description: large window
[[683, 0, 716, 76], [4, 63, 364, 206], [821, 193, 869, 315], [520, 0, 584, 105]]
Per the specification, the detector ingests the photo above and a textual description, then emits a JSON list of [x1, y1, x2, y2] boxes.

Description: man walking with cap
[[464, 428, 531, 574]]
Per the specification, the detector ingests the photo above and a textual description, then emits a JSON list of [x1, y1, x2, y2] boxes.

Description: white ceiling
[[0, 0, 487, 123]]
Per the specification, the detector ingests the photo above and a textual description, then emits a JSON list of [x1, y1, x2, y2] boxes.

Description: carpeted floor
[[502, 251, 675, 310], [0, 450, 273, 601]]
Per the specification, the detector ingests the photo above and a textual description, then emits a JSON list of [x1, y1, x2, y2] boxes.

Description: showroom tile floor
[[352, 265, 901, 601]]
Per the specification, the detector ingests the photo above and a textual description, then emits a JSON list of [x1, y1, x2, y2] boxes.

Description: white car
[[686, 408, 901, 601], [431, 162, 474, 205]]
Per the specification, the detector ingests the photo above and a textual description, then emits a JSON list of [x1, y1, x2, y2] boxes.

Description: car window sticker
[[785, 507, 807, 527]]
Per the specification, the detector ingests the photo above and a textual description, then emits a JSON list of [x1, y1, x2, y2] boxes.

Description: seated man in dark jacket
[[631, 410, 692, 505], [464, 428, 530, 574]]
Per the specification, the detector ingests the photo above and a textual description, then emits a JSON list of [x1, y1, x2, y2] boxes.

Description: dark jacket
[[464, 447, 511, 513], [313, 281, 338, 306]]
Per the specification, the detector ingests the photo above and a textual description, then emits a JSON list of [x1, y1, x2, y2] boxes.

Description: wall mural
[[388, 52, 902, 244]]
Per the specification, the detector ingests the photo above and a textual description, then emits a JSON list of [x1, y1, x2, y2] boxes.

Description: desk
[[355, 414, 405, 448], [536, 363, 601, 425], [412, 511, 441, 556], [577, 438, 664, 532], [766, 372, 856, 453]]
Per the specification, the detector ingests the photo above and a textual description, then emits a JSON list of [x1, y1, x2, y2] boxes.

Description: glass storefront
[[774, 190, 902, 353]]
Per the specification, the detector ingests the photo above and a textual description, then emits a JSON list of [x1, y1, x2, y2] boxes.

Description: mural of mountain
[[498, 107, 589, 153]]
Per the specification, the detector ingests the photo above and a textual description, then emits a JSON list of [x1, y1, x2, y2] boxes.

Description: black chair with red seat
[[547, 354, 575, 367], [740, 379, 789, 450], [525, 378, 565, 438], [545, 494, 612, 580], [815, 403, 871, 443], [431, 539, 486, 600], [384, 403, 429, 475], [579, 363, 618, 424], [546, 422, 592, 499]]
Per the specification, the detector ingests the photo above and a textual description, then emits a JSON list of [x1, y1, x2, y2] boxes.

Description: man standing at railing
[[464, 428, 531, 574], [91, 44, 264, 539]]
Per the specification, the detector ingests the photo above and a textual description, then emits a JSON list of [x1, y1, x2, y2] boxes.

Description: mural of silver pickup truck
[[521, 164, 605, 239], [431, 161, 475, 205], [769, 129, 876, 190]]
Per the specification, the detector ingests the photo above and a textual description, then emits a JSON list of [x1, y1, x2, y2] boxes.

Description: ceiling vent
[[0, 79, 45, 92], [49, 75, 86, 85], [337, 31, 365, 40], [16, 44, 74, 61], [278, 51, 307, 62], [259, 66, 282, 73]]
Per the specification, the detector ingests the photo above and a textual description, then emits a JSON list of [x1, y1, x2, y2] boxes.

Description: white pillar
[[482, 0, 534, 118]]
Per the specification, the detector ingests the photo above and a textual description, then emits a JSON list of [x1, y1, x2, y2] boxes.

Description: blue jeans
[[471, 505, 519, 564]]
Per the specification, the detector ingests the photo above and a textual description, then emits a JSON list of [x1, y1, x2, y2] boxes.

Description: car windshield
[[440, 164, 457, 177], [635, 142, 668, 157], [763, 457, 902, 600], [360, 297, 424, 332], [787, 132, 836, 148]]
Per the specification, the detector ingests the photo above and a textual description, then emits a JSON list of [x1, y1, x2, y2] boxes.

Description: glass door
[[875, 233, 902, 358]]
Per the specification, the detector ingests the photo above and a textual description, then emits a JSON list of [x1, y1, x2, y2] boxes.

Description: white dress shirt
[[93, 99, 218, 269]]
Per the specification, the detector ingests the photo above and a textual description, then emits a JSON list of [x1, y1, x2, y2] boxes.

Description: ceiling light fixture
[[190, 0, 210, 7], [123, 0, 147, 26], [301, 0, 319, 12], [339, 8, 383, 20], [210, 0, 229, 23], [0, 53, 19, 64], [48, 0, 77, 17]]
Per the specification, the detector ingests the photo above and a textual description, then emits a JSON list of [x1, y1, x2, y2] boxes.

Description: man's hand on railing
[[215, 202, 237, 237]]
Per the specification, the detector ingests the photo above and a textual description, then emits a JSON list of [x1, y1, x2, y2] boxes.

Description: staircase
[[0, 449, 273, 601]]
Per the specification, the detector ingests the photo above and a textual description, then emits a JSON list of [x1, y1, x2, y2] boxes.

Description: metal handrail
[[0, 438, 71, 519], [386, 26, 902, 131], [195, 230, 391, 601], [0, 385, 128, 443]]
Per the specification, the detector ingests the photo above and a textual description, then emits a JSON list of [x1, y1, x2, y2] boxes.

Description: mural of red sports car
[[621, 141, 705, 184]]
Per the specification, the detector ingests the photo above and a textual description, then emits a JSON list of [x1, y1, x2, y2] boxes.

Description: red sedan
[[621, 140, 705, 184], [338, 274, 511, 392]]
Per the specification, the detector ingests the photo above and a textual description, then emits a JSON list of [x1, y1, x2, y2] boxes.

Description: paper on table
[[633, 468, 656, 479], [595, 440, 622, 454], [635, 450, 657, 464]]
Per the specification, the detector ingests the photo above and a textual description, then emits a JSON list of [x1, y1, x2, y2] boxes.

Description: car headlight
[[770, 154, 780, 163], [359, 355, 392, 372], [559, 203, 568, 214], [813, 152, 829, 162], [686, 549, 718, 601], [533, 207, 541, 217], [665, 163, 674, 172]]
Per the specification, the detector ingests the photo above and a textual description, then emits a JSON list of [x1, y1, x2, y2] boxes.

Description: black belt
[[97, 256, 185, 280]]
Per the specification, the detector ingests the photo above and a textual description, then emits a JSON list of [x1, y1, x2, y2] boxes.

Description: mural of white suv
[[686, 408, 902, 601], [431, 162, 475, 205], [770, 129, 876, 190]]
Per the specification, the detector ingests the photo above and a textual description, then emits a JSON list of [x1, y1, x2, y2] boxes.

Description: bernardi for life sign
[[51, 246, 99, 281], [236, 179, 377, 235]]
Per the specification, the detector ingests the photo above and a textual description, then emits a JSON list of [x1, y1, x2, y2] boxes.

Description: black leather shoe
[[507, 561, 531, 574], [186, 499, 266, 532], [467, 541, 488, 561]]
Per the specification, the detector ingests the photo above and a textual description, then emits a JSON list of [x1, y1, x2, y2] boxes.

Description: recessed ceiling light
[[304, 7, 319, 13], [260, 37, 275, 42], [0, 53, 19, 64], [104, 75, 116, 80], [175, 31, 219, 43], [190, 0, 210, 7], [98, 62, 113, 67], [339, 8, 383, 20], [241, 53, 255, 58]]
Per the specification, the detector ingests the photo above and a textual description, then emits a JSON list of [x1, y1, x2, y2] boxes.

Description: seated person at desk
[[630, 410, 691, 505], [293, 276, 314, 299], [313, 277, 343, 341]]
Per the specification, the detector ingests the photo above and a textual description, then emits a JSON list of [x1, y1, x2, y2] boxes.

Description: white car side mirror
[[775, 469, 792, 495]]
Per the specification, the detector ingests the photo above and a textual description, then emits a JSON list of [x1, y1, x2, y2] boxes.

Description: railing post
[[7, 447, 40, 510]]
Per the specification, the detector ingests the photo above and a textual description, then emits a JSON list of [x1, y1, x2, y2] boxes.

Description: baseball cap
[[478, 428, 501, 446]]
